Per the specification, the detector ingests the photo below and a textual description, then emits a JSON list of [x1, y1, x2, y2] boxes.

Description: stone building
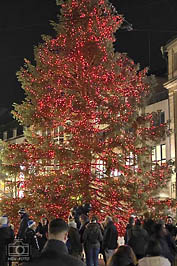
[[163, 37, 177, 199]]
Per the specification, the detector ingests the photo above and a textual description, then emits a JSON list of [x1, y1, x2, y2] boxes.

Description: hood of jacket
[[138, 256, 170, 266], [86, 223, 100, 232]]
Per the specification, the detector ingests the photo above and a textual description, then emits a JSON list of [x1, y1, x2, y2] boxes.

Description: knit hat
[[28, 220, 36, 228], [68, 220, 77, 229], [18, 208, 26, 214]]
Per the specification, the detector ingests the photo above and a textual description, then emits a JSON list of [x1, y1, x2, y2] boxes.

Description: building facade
[[163, 37, 177, 200]]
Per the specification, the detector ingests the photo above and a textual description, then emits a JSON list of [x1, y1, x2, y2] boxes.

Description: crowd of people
[[0, 208, 177, 266]]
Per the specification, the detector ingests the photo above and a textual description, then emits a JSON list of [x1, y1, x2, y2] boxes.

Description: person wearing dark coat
[[17, 208, 29, 240], [102, 216, 118, 261], [127, 219, 149, 260], [22, 218, 85, 266], [83, 216, 103, 266], [165, 216, 177, 239], [138, 239, 170, 266], [0, 216, 14, 266], [124, 216, 135, 244], [79, 214, 89, 244], [35, 217, 48, 251], [24, 220, 40, 259], [151, 223, 176, 265], [67, 220, 82, 258]]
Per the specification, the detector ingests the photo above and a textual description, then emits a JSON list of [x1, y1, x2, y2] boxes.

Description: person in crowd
[[138, 239, 170, 266], [67, 220, 82, 258], [107, 245, 137, 266], [83, 215, 103, 266], [99, 220, 107, 265], [0, 216, 14, 266], [79, 213, 89, 261], [102, 215, 118, 262], [165, 216, 177, 239], [127, 219, 149, 260], [25, 219, 40, 259], [150, 223, 175, 265], [35, 217, 48, 251], [142, 213, 155, 237], [17, 208, 29, 240], [124, 216, 135, 244], [23, 218, 85, 266], [79, 214, 89, 243]]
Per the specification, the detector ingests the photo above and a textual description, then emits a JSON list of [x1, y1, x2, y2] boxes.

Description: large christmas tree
[[0, 0, 173, 231]]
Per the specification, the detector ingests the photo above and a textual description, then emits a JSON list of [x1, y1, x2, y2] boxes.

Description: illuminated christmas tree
[[0, 0, 174, 232]]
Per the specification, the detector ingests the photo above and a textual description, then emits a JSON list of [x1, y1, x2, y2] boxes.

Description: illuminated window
[[95, 159, 106, 178], [53, 126, 64, 144], [152, 144, 166, 165]]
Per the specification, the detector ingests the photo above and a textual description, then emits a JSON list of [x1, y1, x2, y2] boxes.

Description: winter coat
[[35, 223, 48, 251], [0, 226, 14, 266], [124, 223, 134, 244], [165, 223, 177, 238], [165, 231, 177, 259], [17, 213, 29, 240], [150, 235, 175, 264], [83, 222, 103, 250], [79, 221, 89, 243], [68, 227, 82, 255], [22, 239, 85, 266], [127, 225, 149, 258], [24, 227, 40, 258], [138, 256, 170, 266], [103, 221, 118, 250]]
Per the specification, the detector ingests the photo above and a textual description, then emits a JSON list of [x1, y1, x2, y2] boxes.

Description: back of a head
[[108, 245, 136, 266], [49, 218, 68, 235], [153, 223, 164, 238], [129, 217, 135, 225], [80, 214, 89, 223], [90, 215, 98, 223], [145, 239, 162, 256], [106, 216, 112, 223], [135, 219, 141, 226]]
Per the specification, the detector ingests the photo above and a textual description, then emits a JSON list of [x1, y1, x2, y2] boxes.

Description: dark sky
[[0, 0, 177, 123]]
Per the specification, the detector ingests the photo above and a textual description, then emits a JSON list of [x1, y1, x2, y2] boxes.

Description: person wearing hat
[[0, 216, 14, 266], [24, 219, 40, 259], [17, 208, 29, 240], [22, 218, 85, 266]]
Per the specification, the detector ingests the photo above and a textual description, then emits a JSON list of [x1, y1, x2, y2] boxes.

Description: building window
[[53, 126, 64, 144], [3, 131, 7, 140], [153, 111, 165, 126], [152, 144, 166, 165], [173, 52, 177, 72], [95, 159, 106, 178], [171, 183, 176, 194]]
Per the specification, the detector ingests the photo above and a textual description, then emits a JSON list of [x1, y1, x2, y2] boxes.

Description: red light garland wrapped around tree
[[0, 0, 175, 235]]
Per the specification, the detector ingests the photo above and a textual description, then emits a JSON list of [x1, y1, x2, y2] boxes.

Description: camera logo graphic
[[8, 239, 30, 262]]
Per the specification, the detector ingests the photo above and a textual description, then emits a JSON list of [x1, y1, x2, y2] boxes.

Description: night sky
[[0, 0, 177, 124]]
